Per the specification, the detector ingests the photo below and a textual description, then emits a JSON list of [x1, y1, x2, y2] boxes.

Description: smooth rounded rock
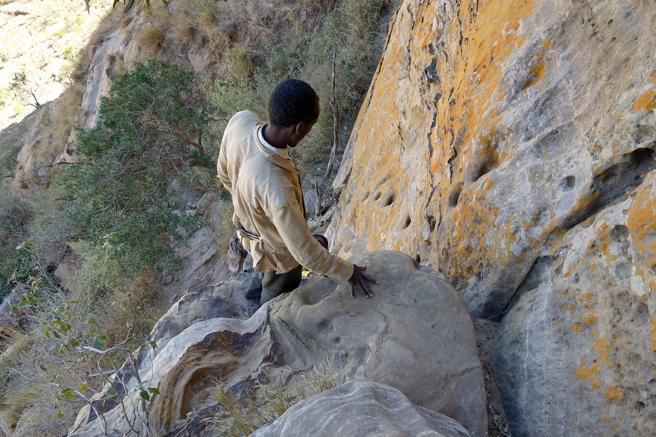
[[252, 379, 471, 437]]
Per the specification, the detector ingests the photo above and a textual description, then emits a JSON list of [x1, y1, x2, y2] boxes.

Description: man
[[217, 79, 377, 305]]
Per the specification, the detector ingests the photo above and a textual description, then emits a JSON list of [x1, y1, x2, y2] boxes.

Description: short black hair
[[268, 79, 320, 127]]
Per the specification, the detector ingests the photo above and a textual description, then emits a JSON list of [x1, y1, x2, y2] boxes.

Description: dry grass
[[135, 23, 165, 59], [211, 361, 343, 435], [0, 249, 167, 435]]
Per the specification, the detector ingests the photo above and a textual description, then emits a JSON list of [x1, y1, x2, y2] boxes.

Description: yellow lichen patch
[[626, 180, 656, 293], [604, 386, 623, 401], [567, 304, 576, 315], [650, 72, 656, 83], [572, 323, 582, 334], [602, 415, 611, 422], [582, 314, 598, 327], [581, 290, 593, 303], [593, 337, 611, 362], [632, 89, 656, 112], [576, 363, 602, 389], [524, 38, 552, 89], [524, 53, 545, 89]]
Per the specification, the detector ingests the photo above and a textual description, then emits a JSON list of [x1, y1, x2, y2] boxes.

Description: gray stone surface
[[329, 0, 656, 320], [69, 251, 486, 437], [252, 379, 470, 437], [268, 251, 486, 436], [492, 172, 656, 437]]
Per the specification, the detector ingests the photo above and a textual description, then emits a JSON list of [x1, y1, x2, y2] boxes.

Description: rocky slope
[[3, 0, 655, 435], [69, 251, 486, 436], [329, 0, 656, 435], [0, 0, 112, 131]]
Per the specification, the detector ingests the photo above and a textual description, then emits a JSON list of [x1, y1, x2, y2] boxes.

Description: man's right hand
[[348, 264, 378, 299]]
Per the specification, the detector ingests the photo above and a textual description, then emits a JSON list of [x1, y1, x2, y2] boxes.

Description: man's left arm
[[267, 191, 353, 283]]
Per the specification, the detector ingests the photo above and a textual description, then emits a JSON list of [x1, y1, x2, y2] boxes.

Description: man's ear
[[294, 122, 306, 134]]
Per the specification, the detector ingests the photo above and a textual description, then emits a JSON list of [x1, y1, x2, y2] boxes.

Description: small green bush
[[0, 193, 34, 299], [208, 0, 396, 179], [56, 60, 213, 280]]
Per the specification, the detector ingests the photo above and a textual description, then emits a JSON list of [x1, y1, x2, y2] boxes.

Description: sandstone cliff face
[[330, 0, 656, 435], [330, 0, 656, 318]]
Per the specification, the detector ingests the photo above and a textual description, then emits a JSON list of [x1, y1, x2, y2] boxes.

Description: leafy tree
[[56, 60, 212, 279]]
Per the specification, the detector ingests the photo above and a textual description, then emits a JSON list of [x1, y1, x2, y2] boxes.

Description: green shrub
[[56, 60, 213, 280], [0, 193, 33, 300], [207, 0, 397, 180]]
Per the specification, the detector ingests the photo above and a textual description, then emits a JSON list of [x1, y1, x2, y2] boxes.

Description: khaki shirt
[[217, 111, 354, 283]]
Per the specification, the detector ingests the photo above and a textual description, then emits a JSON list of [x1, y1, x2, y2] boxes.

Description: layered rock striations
[[329, 0, 656, 435], [252, 380, 471, 437], [69, 251, 486, 436]]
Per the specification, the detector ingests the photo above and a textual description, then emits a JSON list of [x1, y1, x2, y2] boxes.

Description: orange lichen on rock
[[631, 89, 656, 112], [576, 363, 602, 389], [429, 0, 536, 278], [626, 180, 656, 291], [593, 337, 611, 362], [604, 386, 623, 401], [524, 55, 545, 89], [582, 314, 598, 327], [572, 323, 582, 334]]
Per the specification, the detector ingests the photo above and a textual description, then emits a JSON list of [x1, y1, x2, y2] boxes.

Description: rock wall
[[330, 0, 656, 318], [493, 172, 656, 436], [329, 0, 656, 435]]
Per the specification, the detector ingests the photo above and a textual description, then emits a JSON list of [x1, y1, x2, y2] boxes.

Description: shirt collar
[[257, 124, 290, 159]]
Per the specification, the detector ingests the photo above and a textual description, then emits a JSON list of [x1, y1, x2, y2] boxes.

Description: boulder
[[492, 171, 656, 436], [252, 379, 470, 437], [328, 0, 656, 319], [268, 251, 486, 435], [69, 251, 486, 436]]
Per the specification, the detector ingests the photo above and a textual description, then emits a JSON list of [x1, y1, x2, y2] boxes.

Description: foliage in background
[[0, 0, 399, 433], [0, 194, 33, 300], [157, 0, 397, 179], [56, 60, 213, 281]]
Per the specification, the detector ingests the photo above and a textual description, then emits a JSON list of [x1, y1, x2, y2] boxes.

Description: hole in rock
[[610, 224, 629, 241], [563, 147, 656, 230], [375, 175, 390, 188], [372, 192, 381, 201], [466, 153, 499, 183], [448, 182, 464, 207], [559, 175, 576, 191], [362, 191, 370, 201], [399, 214, 411, 230], [382, 193, 395, 207], [427, 214, 436, 232]]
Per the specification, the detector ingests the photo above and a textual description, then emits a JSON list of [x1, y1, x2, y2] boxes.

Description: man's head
[[268, 79, 320, 147]]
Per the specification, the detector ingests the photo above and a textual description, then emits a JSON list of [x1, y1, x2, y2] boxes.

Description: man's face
[[288, 117, 318, 147]]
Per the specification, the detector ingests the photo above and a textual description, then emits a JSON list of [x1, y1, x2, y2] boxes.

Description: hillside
[[1, 0, 655, 436], [0, 0, 113, 131]]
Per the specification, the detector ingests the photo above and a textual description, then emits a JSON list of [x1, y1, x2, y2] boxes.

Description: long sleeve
[[267, 189, 353, 283], [217, 131, 232, 194]]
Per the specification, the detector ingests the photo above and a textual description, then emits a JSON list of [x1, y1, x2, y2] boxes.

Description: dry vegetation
[[0, 0, 114, 130], [211, 361, 343, 436], [0, 0, 398, 434]]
